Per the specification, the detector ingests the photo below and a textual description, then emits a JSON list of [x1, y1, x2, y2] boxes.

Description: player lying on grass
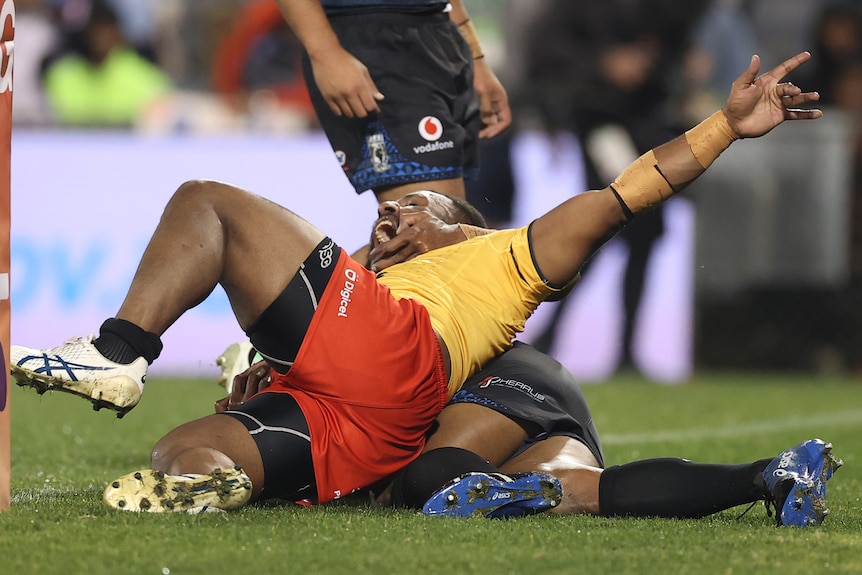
[[210, 202, 841, 528], [11, 52, 829, 518]]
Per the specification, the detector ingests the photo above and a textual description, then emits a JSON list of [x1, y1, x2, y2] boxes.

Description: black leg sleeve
[[390, 447, 500, 509], [598, 457, 772, 518]]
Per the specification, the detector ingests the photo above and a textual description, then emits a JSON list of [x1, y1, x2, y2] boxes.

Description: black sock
[[598, 457, 772, 518], [93, 318, 163, 365], [390, 447, 500, 509]]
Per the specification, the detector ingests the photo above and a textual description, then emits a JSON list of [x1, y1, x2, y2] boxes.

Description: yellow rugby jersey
[[375, 226, 563, 397]]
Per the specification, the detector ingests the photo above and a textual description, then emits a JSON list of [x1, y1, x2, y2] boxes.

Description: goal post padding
[[0, 0, 15, 511]]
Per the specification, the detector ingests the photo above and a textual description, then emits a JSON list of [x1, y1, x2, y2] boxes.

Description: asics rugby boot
[[11, 335, 147, 418], [423, 471, 562, 519], [761, 438, 842, 527]]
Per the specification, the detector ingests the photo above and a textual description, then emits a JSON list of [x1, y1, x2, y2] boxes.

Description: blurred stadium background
[[10, 0, 862, 382]]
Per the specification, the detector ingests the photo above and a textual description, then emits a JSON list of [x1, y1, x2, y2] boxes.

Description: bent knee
[[149, 417, 225, 470], [150, 430, 191, 471], [169, 179, 245, 211]]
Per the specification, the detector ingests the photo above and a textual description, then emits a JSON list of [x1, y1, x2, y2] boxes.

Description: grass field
[[2, 372, 860, 574]]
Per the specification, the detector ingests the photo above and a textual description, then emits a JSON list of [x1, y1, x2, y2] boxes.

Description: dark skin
[[213, 192, 470, 413], [273, 0, 510, 204], [213, 50, 823, 511], [152, 53, 820, 509]]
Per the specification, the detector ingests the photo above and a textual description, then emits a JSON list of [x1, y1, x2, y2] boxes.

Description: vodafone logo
[[0, 0, 13, 95], [418, 116, 443, 142], [414, 115, 454, 155]]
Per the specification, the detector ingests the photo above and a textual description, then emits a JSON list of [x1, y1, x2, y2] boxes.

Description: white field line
[[600, 409, 862, 446]]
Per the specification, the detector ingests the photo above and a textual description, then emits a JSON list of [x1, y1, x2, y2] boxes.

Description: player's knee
[[151, 437, 235, 476], [150, 426, 205, 471], [150, 432, 185, 471], [170, 179, 241, 213]]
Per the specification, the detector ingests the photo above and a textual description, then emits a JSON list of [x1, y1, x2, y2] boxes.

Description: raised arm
[[530, 52, 822, 287], [274, 0, 384, 117]]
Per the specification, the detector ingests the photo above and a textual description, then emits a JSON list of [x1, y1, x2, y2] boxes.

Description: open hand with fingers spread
[[724, 51, 822, 139]]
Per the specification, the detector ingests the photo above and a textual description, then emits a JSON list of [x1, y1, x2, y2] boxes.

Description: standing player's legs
[[304, 11, 479, 205]]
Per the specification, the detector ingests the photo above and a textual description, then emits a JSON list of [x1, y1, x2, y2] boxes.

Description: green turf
[[3, 373, 861, 574]]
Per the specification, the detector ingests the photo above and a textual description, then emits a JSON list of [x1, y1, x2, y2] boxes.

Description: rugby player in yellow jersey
[[11, 52, 838, 525]]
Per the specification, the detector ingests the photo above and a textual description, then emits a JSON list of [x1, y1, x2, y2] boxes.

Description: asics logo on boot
[[19, 353, 112, 380]]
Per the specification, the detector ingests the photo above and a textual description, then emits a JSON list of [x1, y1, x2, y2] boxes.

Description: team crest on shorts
[[367, 133, 390, 173]]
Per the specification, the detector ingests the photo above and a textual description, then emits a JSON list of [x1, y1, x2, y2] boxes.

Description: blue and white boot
[[762, 438, 842, 527], [11, 336, 147, 417], [423, 471, 562, 519]]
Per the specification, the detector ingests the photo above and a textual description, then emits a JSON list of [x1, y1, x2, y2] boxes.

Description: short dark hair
[[446, 195, 487, 228]]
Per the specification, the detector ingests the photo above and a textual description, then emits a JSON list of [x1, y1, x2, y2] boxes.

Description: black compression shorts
[[221, 392, 317, 502], [450, 341, 605, 467], [302, 10, 480, 194], [244, 238, 339, 374]]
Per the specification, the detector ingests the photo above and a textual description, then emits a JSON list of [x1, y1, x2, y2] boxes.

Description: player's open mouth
[[373, 217, 398, 246]]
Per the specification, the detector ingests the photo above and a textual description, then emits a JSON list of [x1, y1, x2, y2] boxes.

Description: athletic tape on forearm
[[610, 150, 673, 214], [685, 110, 738, 169], [612, 110, 739, 214]]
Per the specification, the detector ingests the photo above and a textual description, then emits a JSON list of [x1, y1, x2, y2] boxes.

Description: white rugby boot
[[11, 335, 147, 417]]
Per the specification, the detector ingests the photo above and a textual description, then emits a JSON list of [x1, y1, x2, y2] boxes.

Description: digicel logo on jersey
[[0, 0, 13, 95], [414, 116, 454, 155]]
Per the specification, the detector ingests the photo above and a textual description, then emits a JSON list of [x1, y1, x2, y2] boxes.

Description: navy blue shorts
[[302, 10, 480, 194], [451, 341, 605, 467]]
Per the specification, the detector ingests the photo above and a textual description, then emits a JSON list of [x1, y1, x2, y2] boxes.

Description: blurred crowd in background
[[15, 0, 315, 132], [14, 0, 862, 135], [10, 0, 862, 375]]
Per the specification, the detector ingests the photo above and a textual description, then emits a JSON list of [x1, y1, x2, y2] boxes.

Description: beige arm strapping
[[610, 150, 673, 213], [685, 110, 739, 169], [612, 110, 739, 214]]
